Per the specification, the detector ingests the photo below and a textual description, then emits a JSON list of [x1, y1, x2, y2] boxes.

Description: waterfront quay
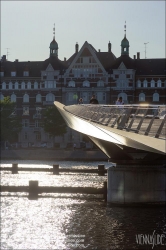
[[0, 148, 108, 161]]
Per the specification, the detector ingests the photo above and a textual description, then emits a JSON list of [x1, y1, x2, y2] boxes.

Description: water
[[1, 160, 166, 250]]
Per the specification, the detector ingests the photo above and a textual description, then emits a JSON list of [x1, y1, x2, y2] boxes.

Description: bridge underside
[[88, 135, 165, 164]]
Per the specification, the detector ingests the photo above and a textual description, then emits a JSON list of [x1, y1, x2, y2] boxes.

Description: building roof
[[96, 51, 117, 70], [42, 57, 67, 71], [134, 58, 166, 75], [1, 56, 67, 77], [110, 55, 135, 69]]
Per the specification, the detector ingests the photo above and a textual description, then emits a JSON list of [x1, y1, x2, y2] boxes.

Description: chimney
[[75, 42, 79, 53], [108, 41, 111, 52], [133, 55, 136, 59], [15, 59, 19, 62], [98, 49, 100, 52], [137, 52, 140, 59], [64, 57, 66, 61], [1, 55, 6, 62]]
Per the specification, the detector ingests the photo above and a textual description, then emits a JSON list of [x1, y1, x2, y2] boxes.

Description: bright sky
[[1, 1, 165, 62]]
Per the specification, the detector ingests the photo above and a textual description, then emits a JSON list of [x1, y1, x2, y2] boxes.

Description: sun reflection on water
[[1, 160, 166, 249]]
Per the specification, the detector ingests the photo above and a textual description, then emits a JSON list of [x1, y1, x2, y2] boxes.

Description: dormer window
[[11, 71, 16, 77], [23, 71, 29, 77]]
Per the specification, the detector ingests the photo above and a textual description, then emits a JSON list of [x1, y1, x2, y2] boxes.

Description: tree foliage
[[42, 106, 67, 137], [0, 97, 22, 143]]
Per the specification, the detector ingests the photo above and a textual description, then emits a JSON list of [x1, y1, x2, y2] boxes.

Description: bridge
[[55, 102, 166, 205]]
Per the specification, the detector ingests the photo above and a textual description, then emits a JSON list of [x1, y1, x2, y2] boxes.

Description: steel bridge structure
[[55, 102, 166, 164]]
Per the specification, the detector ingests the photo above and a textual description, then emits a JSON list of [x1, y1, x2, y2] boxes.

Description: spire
[[121, 21, 129, 56], [124, 21, 126, 38], [53, 23, 55, 40], [49, 24, 58, 57]]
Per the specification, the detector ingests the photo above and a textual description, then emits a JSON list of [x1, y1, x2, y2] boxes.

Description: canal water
[[1, 160, 166, 250]]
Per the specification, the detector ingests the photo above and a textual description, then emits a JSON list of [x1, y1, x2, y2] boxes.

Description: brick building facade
[[1, 31, 165, 148]]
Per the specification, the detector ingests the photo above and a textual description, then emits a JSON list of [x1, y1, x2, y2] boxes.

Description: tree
[[42, 106, 67, 137], [0, 97, 22, 146]]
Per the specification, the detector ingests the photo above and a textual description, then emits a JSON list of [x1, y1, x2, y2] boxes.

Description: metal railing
[[64, 104, 166, 139]]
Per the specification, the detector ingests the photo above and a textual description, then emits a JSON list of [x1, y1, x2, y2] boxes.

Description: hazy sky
[[1, 1, 165, 62]]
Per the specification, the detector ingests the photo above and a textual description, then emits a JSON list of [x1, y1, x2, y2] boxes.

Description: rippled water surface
[[1, 160, 166, 250]]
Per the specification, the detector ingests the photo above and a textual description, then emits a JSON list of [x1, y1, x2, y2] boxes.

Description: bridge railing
[[64, 104, 166, 140]]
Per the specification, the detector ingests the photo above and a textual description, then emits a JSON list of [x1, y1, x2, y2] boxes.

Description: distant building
[[1, 27, 165, 148]]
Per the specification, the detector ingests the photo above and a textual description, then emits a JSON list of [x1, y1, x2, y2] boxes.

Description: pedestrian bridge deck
[[64, 104, 166, 140], [55, 102, 166, 158]]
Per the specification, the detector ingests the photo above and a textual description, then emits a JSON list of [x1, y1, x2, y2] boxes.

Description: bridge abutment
[[107, 165, 166, 205]]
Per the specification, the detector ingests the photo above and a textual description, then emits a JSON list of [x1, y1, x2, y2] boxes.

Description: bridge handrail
[[64, 104, 166, 140]]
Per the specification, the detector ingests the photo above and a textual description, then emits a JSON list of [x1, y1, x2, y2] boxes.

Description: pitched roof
[[96, 52, 117, 70], [1, 56, 68, 77], [42, 57, 67, 71], [134, 58, 166, 75]]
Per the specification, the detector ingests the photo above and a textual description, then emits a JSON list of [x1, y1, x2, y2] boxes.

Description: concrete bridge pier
[[107, 164, 166, 205]]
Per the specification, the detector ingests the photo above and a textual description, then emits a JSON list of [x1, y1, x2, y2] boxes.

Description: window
[[143, 80, 147, 88], [68, 92, 74, 101], [35, 120, 40, 127], [83, 80, 90, 87], [36, 132, 41, 141], [97, 92, 105, 102], [68, 81, 75, 87], [15, 82, 19, 89], [36, 107, 41, 115], [0, 93, 4, 101], [34, 82, 38, 89], [2, 82, 6, 89], [151, 80, 155, 87], [23, 107, 29, 115], [21, 82, 25, 89], [24, 132, 28, 140], [97, 80, 104, 87], [9, 82, 13, 89], [0, 72, 4, 77], [11, 71, 16, 76], [11, 94, 16, 102], [23, 94, 29, 103], [27, 82, 31, 89], [45, 81, 56, 88], [139, 93, 145, 102], [137, 80, 141, 88], [23, 71, 29, 76], [46, 93, 55, 102], [153, 93, 159, 102], [157, 80, 161, 87], [23, 119, 29, 127], [36, 94, 42, 102]]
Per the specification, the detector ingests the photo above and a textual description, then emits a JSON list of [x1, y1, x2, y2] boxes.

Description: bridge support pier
[[107, 164, 166, 205]]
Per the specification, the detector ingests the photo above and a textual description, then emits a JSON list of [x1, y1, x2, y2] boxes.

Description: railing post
[[28, 180, 38, 200], [12, 163, 18, 174], [53, 164, 59, 175], [103, 181, 107, 201], [98, 164, 105, 176]]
